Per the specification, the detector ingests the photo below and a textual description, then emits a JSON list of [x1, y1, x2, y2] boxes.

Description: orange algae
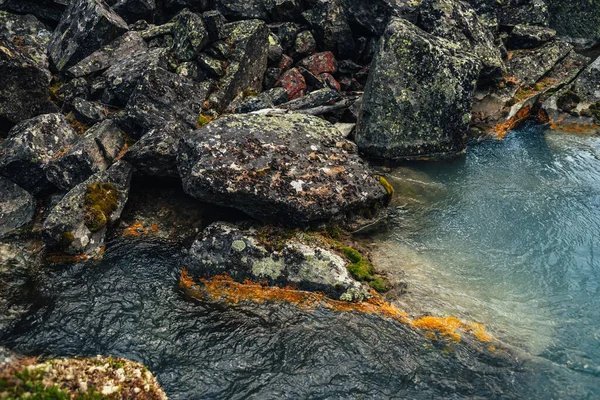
[[493, 105, 531, 139], [179, 272, 493, 344]]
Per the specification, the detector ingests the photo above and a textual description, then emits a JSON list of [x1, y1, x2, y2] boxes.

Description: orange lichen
[[122, 221, 160, 237], [547, 114, 599, 133], [493, 105, 531, 139], [179, 272, 492, 344]]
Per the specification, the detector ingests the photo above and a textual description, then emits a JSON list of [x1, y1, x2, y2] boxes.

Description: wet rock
[[125, 123, 188, 178], [202, 10, 227, 42], [507, 40, 572, 86], [126, 67, 211, 130], [293, 30, 317, 57], [276, 67, 307, 100], [48, 0, 129, 71], [418, 0, 505, 85], [0, 114, 79, 194], [341, 0, 419, 36], [215, 0, 269, 20], [298, 51, 338, 76], [45, 120, 126, 191], [0, 11, 53, 71], [72, 97, 106, 126], [208, 20, 269, 111], [0, 177, 35, 237], [0, 40, 54, 126], [171, 9, 209, 62], [67, 31, 147, 78], [185, 222, 371, 301], [500, 0, 549, 28], [108, 0, 157, 24], [177, 112, 389, 226], [279, 88, 341, 110], [355, 18, 481, 159], [302, 0, 355, 59], [43, 160, 132, 255], [0, 0, 68, 24], [506, 24, 556, 49]]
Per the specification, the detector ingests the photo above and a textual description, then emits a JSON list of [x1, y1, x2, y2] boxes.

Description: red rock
[[298, 51, 338, 76], [320, 73, 341, 92], [275, 68, 306, 100], [279, 54, 294, 71]]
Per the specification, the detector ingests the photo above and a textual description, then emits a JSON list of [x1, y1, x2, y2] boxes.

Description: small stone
[[275, 67, 306, 100], [293, 30, 316, 57]]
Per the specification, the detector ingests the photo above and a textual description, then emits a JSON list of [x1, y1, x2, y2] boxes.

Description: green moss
[[197, 113, 215, 128], [341, 245, 362, 264], [83, 182, 119, 232], [368, 277, 389, 293], [376, 175, 395, 198], [59, 231, 75, 247], [336, 243, 388, 293]]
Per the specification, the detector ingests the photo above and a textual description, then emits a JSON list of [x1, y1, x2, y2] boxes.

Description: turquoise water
[[376, 124, 600, 397]]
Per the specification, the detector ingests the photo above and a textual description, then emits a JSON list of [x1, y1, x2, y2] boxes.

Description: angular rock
[[0, 114, 79, 194], [0, 0, 68, 24], [294, 30, 317, 57], [177, 61, 204, 81], [418, 0, 505, 84], [72, 98, 106, 126], [275, 67, 307, 100], [547, 1, 600, 49], [125, 123, 189, 177], [279, 88, 341, 110], [355, 18, 481, 159], [465, 0, 501, 29], [263, 67, 282, 90], [500, 0, 549, 28], [0, 11, 53, 71], [298, 51, 338, 76], [506, 24, 556, 50], [45, 120, 126, 191], [108, 0, 157, 23], [48, 0, 129, 71], [298, 66, 326, 91], [236, 93, 275, 114], [202, 10, 227, 42], [0, 177, 35, 237], [215, 0, 269, 20], [163, 0, 210, 14], [267, 33, 283, 66], [126, 67, 211, 130], [208, 20, 269, 111], [67, 31, 147, 78], [507, 40, 572, 86], [273, 22, 302, 51], [266, 0, 303, 22], [302, 0, 355, 59], [171, 9, 209, 62], [185, 222, 370, 301], [198, 53, 225, 78], [0, 40, 53, 128], [341, 0, 419, 36], [177, 112, 390, 226]]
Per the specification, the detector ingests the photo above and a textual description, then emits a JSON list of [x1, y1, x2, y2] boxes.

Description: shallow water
[[376, 124, 600, 397]]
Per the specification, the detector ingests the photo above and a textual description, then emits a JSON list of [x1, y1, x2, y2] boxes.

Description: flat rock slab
[[185, 222, 370, 301], [0, 177, 35, 238], [177, 112, 389, 226]]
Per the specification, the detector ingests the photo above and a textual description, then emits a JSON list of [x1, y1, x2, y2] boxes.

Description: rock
[[507, 40, 572, 86], [55, 77, 91, 105], [215, 0, 269, 20], [279, 88, 341, 110], [48, 0, 129, 71], [275, 67, 307, 100], [205, 40, 231, 60], [45, 120, 126, 191], [236, 93, 275, 113], [279, 53, 294, 70], [198, 53, 225, 78], [355, 18, 481, 159], [266, 0, 303, 21], [321, 72, 341, 92], [202, 10, 227, 42], [177, 112, 390, 226], [171, 9, 209, 62], [0, 114, 79, 194], [43, 160, 132, 255], [298, 66, 326, 91], [185, 222, 371, 301], [163, 0, 211, 14], [208, 20, 269, 111], [465, 0, 501, 29], [0, 177, 35, 237], [500, 0, 549, 28], [418, 0, 505, 85], [72, 97, 106, 126], [293, 30, 317, 57], [125, 123, 189, 178], [108, 0, 157, 23], [547, 1, 600, 49], [126, 67, 211, 130], [267, 33, 283, 66], [0, 0, 68, 24], [298, 51, 338, 76], [302, 0, 355, 59], [67, 31, 147, 78], [341, 0, 419, 36], [0, 11, 53, 71], [273, 22, 302, 51], [263, 67, 282, 89], [266, 87, 289, 105], [505, 24, 556, 49]]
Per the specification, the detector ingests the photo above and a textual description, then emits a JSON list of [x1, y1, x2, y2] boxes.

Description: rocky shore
[[2, 0, 600, 396]]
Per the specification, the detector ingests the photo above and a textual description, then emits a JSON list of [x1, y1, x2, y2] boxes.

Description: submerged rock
[[0, 177, 35, 237], [185, 222, 371, 301], [0, 114, 79, 194], [178, 112, 389, 226], [43, 160, 132, 255], [356, 18, 481, 159], [48, 0, 129, 71]]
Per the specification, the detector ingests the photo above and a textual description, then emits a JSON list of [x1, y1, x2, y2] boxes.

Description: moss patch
[[336, 243, 389, 293], [83, 182, 120, 232]]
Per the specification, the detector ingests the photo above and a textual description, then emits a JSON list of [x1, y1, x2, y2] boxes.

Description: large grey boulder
[[45, 120, 126, 191], [43, 161, 132, 255], [0, 114, 79, 194], [48, 0, 129, 71], [355, 18, 481, 159], [177, 112, 390, 226], [418, 0, 505, 84], [208, 20, 269, 111], [0, 177, 35, 237], [184, 222, 371, 301]]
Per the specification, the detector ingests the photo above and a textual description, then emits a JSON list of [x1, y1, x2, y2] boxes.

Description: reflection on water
[[376, 124, 600, 396]]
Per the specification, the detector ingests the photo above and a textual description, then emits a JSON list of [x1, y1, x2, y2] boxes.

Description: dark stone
[[302, 0, 355, 59], [276, 67, 307, 100], [0, 177, 36, 237], [0, 114, 79, 194], [321, 73, 341, 92], [215, 0, 269, 20], [547, 0, 600, 49], [341, 0, 419, 36], [72, 98, 107, 126], [465, 0, 501, 29], [185, 222, 370, 301], [55, 77, 90, 105], [279, 54, 294, 70], [0, 11, 52, 71], [202, 10, 227, 42], [279, 88, 341, 110], [0, 0, 67, 24], [177, 112, 389, 226], [42, 160, 132, 255], [163, 0, 210, 14], [266, 87, 289, 105], [274, 22, 303, 51], [205, 40, 231, 60], [268, 33, 284, 66], [236, 93, 275, 113], [48, 0, 129, 71], [298, 51, 338, 75], [298, 66, 326, 91], [505, 24, 556, 49], [265, 0, 303, 22], [126, 67, 211, 130], [500, 0, 549, 28], [45, 120, 126, 190], [293, 30, 317, 57], [171, 9, 209, 62], [107, 0, 157, 24], [508, 39, 572, 86], [263, 67, 283, 90], [176, 61, 204, 81], [198, 53, 225, 78], [355, 18, 481, 159]]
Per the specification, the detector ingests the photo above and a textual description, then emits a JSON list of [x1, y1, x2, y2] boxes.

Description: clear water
[[375, 124, 600, 397]]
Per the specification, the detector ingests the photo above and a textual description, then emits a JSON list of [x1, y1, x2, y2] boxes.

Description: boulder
[[0, 0, 68, 24], [0, 177, 35, 237], [177, 112, 390, 226], [202, 10, 227, 42], [126, 67, 211, 131], [465, 0, 501, 29], [43, 160, 132, 255], [418, 0, 505, 84], [298, 51, 338, 76], [279, 88, 341, 110], [72, 97, 106, 126], [0, 39, 54, 126], [215, 0, 269, 20], [45, 120, 126, 191], [208, 20, 269, 111], [547, 1, 600, 49], [507, 40, 572, 86], [0, 11, 53, 71], [294, 30, 317, 57], [48, 0, 129, 71], [184, 222, 371, 301], [355, 18, 481, 159], [107, 0, 157, 23], [341, 0, 419, 36], [0, 114, 79, 194], [505, 24, 556, 49], [302, 0, 355, 59], [171, 9, 209, 62], [266, 0, 303, 22], [500, 0, 549, 28], [275, 67, 307, 100]]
